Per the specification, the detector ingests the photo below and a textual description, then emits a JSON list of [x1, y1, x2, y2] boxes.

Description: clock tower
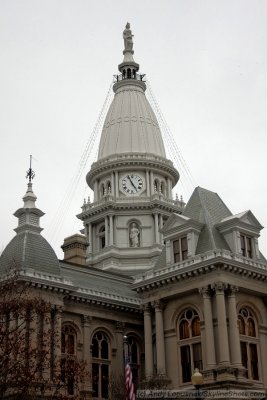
[[78, 23, 183, 274]]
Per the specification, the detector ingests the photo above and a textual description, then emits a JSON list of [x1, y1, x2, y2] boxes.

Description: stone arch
[[236, 301, 263, 326], [171, 303, 204, 330]]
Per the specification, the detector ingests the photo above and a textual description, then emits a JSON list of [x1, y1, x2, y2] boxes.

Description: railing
[[113, 73, 146, 83]]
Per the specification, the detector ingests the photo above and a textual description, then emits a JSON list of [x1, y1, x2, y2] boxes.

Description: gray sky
[[1, 0, 267, 259]]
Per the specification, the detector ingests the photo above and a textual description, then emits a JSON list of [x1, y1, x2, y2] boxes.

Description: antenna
[[26, 154, 35, 182]]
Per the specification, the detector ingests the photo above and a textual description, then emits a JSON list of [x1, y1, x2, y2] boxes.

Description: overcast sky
[[0, 0, 266, 259]]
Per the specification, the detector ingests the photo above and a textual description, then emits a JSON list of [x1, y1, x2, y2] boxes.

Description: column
[[144, 304, 153, 378], [88, 223, 92, 254], [109, 215, 114, 246], [150, 171, 154, 195], [199, 286, 216, 368], [105, 216, 109, 246], [115, 321, 125, 377], [43, 309, 52, 380], [111, 172, 115, 196], [154, 213, 159, 243], [94, 180, 98, 202], [146, 170, 150, 197], [159, 214, 163, 244], [228, 285, 242, 366], [154, 301, 166, 376], [212, 282, 230, 365], [167, 178, 172, 199], [30, 309, 39, 372], [115, 171, 119, 198], [82, 315, 93, 394], [53, 306, 62, 378]]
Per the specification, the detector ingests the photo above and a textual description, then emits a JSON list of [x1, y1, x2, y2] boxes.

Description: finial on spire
[[123, 22, 134, 54], [26, 155, 35, 182]]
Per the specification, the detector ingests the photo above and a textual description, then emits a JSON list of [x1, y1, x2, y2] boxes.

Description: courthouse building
[[1, 24, 267, 398]]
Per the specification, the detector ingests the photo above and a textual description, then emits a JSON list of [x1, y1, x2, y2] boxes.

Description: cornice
[[86, 154, 179, 188], [77, 196, 183, 220], [132, 251, 267, 293]]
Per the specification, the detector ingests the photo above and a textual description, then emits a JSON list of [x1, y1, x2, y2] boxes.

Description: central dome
[[97, 24, 166, 161]]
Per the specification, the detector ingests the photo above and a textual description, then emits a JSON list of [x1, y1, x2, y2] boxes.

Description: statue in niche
[[129, 223, 140, 247], [123, 22, 134, 52]]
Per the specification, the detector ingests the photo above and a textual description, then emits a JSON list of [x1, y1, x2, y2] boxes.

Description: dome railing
[[113, 73, 146, 83]]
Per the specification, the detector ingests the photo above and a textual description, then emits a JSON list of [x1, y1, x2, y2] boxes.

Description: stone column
[[150, 171, 154, 195], [88, 223, 92, 254], [159, 214, 163, 244], [154, 213, 159, 244], [167, 178, 172, 199], [115, 171, 119, 198], [105, 216, 109, 246], [43, 309, 52, 380], [109, 215, 114, 246], [154, 301, 166, 376], [53, 306, 62, 378], [111, 172, 115, 196], [199, 286, 216, 369], [94, 180, 98, 202], [115, 321, 125, 377], [82, 315, 93, 396], [146, 170, 150, 197], [228, 285, 242, 366], [144, 304, 153, 378], [212, 282, 230, 365]]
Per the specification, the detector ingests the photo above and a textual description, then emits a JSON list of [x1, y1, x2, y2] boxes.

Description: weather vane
[[26, 155, 35, 182]]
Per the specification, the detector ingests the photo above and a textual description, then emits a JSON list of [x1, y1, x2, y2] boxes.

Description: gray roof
[[0, 231, 61, 276], [60, 261, 139, 301], [182, 187, 232, 253]]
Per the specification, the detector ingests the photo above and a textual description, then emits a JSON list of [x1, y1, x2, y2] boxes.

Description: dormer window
[[173, 236, 188, 263], [240, 234, 252, 258]]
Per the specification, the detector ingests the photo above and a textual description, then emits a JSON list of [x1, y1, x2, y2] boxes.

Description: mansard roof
[[182, 187, 232, 253]]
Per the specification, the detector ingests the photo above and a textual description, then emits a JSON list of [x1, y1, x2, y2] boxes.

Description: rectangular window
[[193, 343, 203, 371], [240, 234, 253, 258], [173, 237, 188, 263], [181, 345, 191, 383], [249, 344, 259, 380]]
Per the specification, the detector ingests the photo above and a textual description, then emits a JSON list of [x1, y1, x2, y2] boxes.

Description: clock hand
[[128, 175, 137, 190]]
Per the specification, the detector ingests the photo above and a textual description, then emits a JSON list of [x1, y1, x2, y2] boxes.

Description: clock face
[[121, 174, 143, 195]]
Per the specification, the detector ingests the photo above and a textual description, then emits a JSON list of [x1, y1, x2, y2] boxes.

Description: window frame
[[92, 331, 111, 400], [173, 236, 188, 263]]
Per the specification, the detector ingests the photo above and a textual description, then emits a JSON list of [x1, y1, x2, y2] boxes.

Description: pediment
[[219, 210, 263, 231], [161, 213, 203, 234]]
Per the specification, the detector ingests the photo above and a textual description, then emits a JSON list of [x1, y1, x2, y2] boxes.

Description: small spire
[[26, 154, 35, 183]]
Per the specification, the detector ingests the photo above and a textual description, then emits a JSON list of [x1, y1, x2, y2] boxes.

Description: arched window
[[61, 325, 77, 395], [107, 181, 111, 194], [154, 180, 158, 193], [238, 307, 259, 380], [92, 331, 110, 399], [99, 226, 105, 249], [124, 336, 139, 386], [178, 309, 202, 383]]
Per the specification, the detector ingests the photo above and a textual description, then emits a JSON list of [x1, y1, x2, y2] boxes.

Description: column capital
[[152, 300, 166, 311], [141, 303, 152, 313], [211, 281, 228, 293], [82, 315, 93, 326], [228, 285, 239, 295], [199, 285, 211, 298]]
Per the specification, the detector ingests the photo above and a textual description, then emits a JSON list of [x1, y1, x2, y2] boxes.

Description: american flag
[[125, 363, 135, 400]]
